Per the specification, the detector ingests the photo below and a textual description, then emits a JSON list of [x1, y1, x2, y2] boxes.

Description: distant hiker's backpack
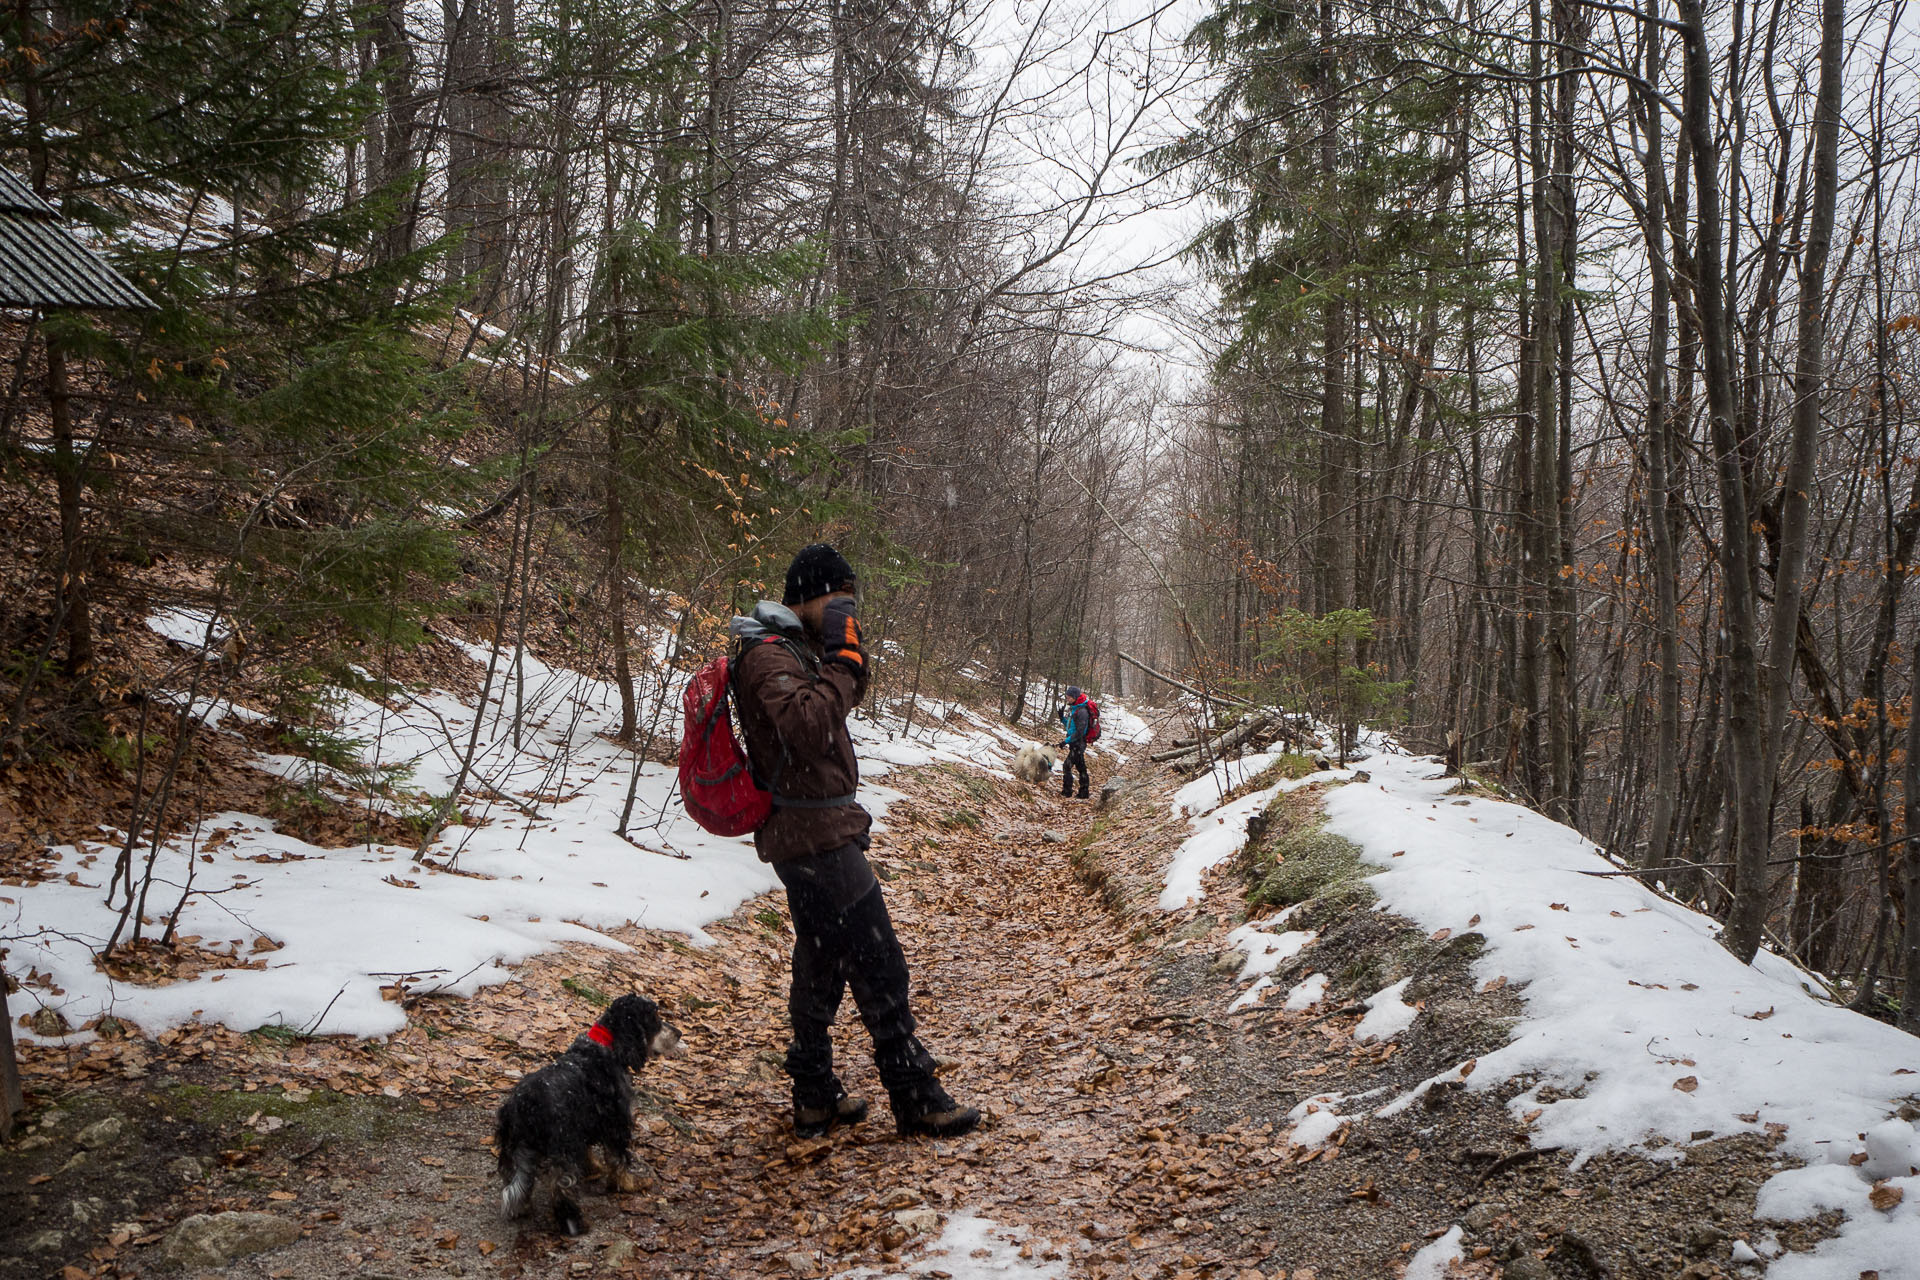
[[678, 655, 771, 837], [1084, 698, 1102, 744]]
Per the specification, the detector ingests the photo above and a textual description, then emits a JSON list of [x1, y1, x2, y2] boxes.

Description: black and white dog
[[495, 993, 685, 1235]]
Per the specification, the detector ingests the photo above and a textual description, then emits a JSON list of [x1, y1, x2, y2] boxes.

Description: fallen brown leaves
[[12, 731, 1452, 1278]]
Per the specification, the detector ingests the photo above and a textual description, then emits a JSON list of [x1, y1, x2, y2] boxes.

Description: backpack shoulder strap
[[730, 634, 850, 808]]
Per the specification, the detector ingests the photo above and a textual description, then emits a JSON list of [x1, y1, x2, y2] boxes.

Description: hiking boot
[[895, 1101, 981, 1139], [794, 1092, 870, 1139], [1076, 787, 1090, 800]]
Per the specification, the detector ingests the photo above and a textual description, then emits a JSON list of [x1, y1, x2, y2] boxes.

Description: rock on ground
[[163, 1212, 302, 1268]]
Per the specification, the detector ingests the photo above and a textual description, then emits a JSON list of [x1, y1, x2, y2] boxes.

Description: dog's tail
[[500, 1161, 535, 1219], [496, 1114, 536, 1219]]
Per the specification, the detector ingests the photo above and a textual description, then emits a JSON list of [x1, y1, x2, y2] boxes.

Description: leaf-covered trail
[[603, 763, 1285, 1279], [8, 755, 1473, 1280]]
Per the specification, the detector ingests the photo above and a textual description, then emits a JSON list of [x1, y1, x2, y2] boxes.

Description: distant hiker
[[1058, 686, 1095, 800], [728, 543, 980, 1141]]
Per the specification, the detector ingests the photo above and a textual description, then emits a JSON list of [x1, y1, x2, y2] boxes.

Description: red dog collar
[[587, 1023, 613, 1048]]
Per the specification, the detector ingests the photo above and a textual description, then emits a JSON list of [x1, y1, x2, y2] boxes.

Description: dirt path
[[5, 756, 1786, 1279]]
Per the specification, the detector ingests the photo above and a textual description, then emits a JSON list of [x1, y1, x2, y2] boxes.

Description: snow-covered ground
[[1321, 750, 1920, 1278], [1170, 751, 1288, 818], [1159, 765, 1352, 911], [0, 624, 1056, 1043]]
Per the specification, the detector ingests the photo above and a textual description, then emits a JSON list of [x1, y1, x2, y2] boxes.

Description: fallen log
[[1115, 651, 1255, 708], [1157, 711, 1275, 771]]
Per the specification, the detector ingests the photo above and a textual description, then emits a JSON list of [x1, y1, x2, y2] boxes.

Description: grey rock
[[1686, 1223, 1727, 1254], [163, 1212, 302, 1268], [1463, 1203, 1502, 1232], [30, 1007, 72, 1037], [894, 1208, 941, 1235], [602, 1239, 637, 1269], [1097, 778, 1130, 808], [13, 1133, 51, 1152], [1502, 1259, 1550, 1280], [76, 1115, 127, 1149], [783, 1250, 819, 1274], [169, 1155, 210, 1181], [70, 1196, 110, 1225], [24, 1229, 66, 1254], [34, 1108, 69, 1131], [1041, 831, 1067, 845]]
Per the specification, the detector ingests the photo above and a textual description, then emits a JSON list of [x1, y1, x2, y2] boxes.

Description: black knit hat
[[783, 543, 857, 606]]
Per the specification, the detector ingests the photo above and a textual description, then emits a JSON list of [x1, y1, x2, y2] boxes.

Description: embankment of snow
[[1322, 750, 1920, 1278], [1159, 767, 1351, 911], [1171, 752, 1285, 818]]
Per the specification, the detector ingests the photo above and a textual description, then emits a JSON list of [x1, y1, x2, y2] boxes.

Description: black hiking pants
[[775, 843, 946, 1117], [1061, 742, 1089, 797]]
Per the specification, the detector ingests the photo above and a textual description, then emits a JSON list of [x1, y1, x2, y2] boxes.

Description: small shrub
[[99, 730, 164, 773]]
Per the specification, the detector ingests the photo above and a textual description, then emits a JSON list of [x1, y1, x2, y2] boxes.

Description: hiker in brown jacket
[[729, 543, 979, 1140]]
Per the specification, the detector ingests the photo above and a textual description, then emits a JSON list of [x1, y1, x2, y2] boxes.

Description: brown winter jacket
[[730, 605, 871, 864]]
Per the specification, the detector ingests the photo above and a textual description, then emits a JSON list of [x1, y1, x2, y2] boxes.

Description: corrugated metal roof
[[0, 169, 156, 310], [0, 168, 58, 216]]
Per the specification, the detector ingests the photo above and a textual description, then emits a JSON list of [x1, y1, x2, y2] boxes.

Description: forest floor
[[4, 746, 1812, 1280]]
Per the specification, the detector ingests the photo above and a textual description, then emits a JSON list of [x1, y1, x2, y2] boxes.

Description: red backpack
[[678, 654, 771, 837], [1084, 698, 1102, 743]]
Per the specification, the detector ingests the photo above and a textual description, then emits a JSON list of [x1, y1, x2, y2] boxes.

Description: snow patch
[[147, 607, 232, 656], [1225, 910, 1315, 980], [1227, 977, 1272, 1014], [1404, 1226, 1464, 1280], [1098, 700, 1154, 745], [1286, 1094, 1348, 1149], [1320, 748, 1920, 1277], [836, 1209, 1067, 1279], [1375, 1059, 1477, 1119], [7, 629, 1019, 1043], [1171, 752, 1283, 818], [1284, 972, 1329, 1010], [1159, 783, 1280, 911], [1353, 977, 1417, 1043]]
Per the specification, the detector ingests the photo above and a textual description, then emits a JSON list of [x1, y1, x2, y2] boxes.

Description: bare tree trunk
[[1759, 0, 1845, 787], [1901, 628, 1919, 1032], [1316, 0, 1349, 620], [46, 336, 93, 676], [1638, 3, 1681, 870], [374, 0, 419, 264], [1678, 0, 1769, 963]]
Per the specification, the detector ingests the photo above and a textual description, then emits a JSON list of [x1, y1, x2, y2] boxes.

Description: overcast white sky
[[965, 0, 1220, 381]]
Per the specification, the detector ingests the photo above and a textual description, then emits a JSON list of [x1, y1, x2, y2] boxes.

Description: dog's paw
[[607, 1162, 650, 1193]]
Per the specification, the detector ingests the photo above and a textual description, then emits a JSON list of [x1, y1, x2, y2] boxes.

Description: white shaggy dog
[[1010, 744, 1060, 784]]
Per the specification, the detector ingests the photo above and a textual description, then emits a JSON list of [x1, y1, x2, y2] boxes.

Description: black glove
[[820, 595, 863, 671]]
